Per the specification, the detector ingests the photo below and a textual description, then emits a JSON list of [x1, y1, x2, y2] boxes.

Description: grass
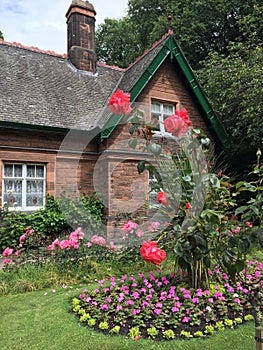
[[0, 247, 262, 349], [0, 284, 257, 350]]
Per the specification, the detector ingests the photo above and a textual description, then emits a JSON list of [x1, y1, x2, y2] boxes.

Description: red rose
[[157, 191, 169, 206], [185, 202, 192, 209], [108, 89, 132, 115], [140, 241, 166, 265], [164, 108, 191, 136]]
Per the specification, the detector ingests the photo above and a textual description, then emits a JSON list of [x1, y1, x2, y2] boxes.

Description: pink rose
[[140, 241, 166, 265], [108, 89, 132, 115], [164, 108, 191, 136]]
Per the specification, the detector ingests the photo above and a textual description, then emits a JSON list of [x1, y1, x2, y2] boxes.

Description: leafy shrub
[[0, 193, 104, 250]]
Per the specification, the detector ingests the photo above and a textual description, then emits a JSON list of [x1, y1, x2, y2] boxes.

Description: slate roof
[[0, 42, 122, 131], [0, 35, 169, 132]]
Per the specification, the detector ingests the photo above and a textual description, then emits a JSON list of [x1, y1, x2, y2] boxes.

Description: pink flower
[[185, 202, 192, 209], [19, 234, 27, 247], [91, 235, 106, 245], [123, 220, 138, 233], [140, 241, 166, 265], [157, 192, 169, 206], [2, 258, 13, 264], [147, 222, 160, 232], [2, 247, 14, 257], [245, 221, 252, 228], [231, 226, 241, 234], [154, 308, 162, 315], [86, 242, 92, 248], [182, 316, 190, 323], [108, 89, 132, 115], [164, 108, 192, 136], [46, 239, 60, 251], [136, 229, 144, 238]]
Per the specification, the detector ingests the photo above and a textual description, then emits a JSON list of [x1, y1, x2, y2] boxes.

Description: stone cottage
[[0, 0, 229, 241]]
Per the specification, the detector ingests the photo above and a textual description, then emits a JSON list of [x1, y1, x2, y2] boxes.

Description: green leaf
[[235, 181, 244, 189], [234, 206, 247, 215], [148, 142, 162, 156], [137, 160, 146, 174], [128, 138, 138, 149]]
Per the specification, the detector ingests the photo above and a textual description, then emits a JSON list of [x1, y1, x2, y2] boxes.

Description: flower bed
[[70, 261, 262, 341]]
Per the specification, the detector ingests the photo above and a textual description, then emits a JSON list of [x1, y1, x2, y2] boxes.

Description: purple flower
[[140, 288, 147, 293], [182, 316, 190, 323], [234, 298, 241, 304], [100, 304, 108, 311], [146, 294, 152, 301], [132, 292, 140, 299], [132, 309, 140, 315], [126, 299, 134, 305], [79, 293, 86, 299], [105, 297, 112, 303], [171, 306, 179, 312], [192, 297, 199, 303], [214, 291, 223, 298], [116, 305, 122, 311], [154, 308, 162, 315], [155, 302, 162, 308]]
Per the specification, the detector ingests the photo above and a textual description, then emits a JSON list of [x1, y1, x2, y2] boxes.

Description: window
[[151, 101, 175, 133], [2, 163, 46, 210]]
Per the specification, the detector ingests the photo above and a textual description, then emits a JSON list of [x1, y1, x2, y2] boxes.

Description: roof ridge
[[97, 61, 125, 71], [0, 39, 67, 58], [125, 32, 171, 71]]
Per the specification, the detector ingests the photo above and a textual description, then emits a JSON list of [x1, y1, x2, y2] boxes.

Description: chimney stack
[[66, 0, 96, 72]]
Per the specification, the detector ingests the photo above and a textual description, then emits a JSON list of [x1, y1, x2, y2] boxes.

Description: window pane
[[36, 166, 44, 178], [14, 165, 22, 177], [4, 164, 13, 177], [27, 165, 36, 177], [26, 194, 43, 207], [163, 104, 174, 115], [151, 103, 161, 113], [4, 180, 14, 192], [26, 180, 43, 194]]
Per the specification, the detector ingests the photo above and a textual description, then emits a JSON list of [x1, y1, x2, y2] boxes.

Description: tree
[[0, 31, 4, 40], [95, 17, 141, 68], [96, 0, 261, 69], [196, 5, 263, 169]]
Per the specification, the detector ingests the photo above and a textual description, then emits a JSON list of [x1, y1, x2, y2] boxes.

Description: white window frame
[[151, 101, 176, 133], [2, 163, 46, 211]]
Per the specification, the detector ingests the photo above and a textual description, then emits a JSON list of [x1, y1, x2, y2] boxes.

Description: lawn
[[0, 283, 256, 350]]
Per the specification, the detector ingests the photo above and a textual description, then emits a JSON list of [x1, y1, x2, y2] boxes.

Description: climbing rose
[[164, 108, 191, 136], [140, 241, 166, 265], [157, 191, 169, 206], [108, 89, 132, 115], [185, 202, 192, 209]]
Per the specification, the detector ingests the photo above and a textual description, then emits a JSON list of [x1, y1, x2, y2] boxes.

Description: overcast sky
[[0, 0, 128, 54]]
